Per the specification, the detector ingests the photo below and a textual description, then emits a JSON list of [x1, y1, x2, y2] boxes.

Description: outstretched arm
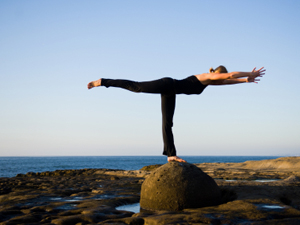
[[197, 67, 265, 85], [222, 77, 261, 85], [222, 67, 265, 85], [212, 67, 265, 80]]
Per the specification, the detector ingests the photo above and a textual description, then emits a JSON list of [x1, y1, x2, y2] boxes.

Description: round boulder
[[140, 161, 221, 211]]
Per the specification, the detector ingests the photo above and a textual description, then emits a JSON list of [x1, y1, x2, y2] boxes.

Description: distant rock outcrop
[[140, 161, 221, 211], [242, 157, 300, 170], [283, 175, 300, 183]]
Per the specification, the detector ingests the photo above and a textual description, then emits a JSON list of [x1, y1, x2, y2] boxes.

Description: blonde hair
[[209, 65, 228, 73]]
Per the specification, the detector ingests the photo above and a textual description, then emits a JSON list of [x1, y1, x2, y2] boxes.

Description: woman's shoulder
[[195, 72, 209, 76], [194, 73, 211, 85]]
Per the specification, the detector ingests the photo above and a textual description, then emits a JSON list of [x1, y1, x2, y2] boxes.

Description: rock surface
[[140, 161, 221, 211], [0, 156, 300, 224]]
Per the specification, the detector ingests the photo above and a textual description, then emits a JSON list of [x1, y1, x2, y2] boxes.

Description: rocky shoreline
[[1, 156, 300, 224]]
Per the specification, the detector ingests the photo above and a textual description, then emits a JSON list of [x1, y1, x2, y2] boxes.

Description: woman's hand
[[247, 76, 261, 83], [251, 67, 265, 78], [247, 67, 266, 83]]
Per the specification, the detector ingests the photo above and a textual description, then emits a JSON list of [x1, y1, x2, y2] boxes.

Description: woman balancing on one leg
[[87, 66, 265, 163]]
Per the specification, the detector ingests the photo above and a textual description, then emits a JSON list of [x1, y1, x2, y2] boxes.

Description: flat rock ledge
[[0, 156, 299, 224]]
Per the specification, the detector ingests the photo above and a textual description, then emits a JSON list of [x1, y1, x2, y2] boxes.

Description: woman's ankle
[[95, 79, 101, 87]]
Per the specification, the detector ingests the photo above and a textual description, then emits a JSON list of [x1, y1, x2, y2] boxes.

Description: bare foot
[[167, 156, 187, 163], [87, 79, 101, 89]]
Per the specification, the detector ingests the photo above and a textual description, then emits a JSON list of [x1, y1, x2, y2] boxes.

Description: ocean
[[0, 156, 282, 178]]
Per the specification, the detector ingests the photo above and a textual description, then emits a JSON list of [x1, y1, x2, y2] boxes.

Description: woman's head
[[209, 65, 228, 73]]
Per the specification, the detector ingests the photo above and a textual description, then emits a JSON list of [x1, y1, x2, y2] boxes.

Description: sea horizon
[[0, 155, 288, 178], [0, 155, 289, 159]]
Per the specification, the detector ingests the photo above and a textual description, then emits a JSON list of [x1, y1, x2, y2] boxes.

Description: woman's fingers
[[253, 67, 265, 74], [257, 67, 266, 74], [253, 67, 265, 77]]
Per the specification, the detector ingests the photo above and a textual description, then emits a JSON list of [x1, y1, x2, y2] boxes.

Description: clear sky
[[1, 0, 299, 156]]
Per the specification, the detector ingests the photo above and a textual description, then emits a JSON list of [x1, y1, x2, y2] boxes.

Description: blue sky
[[1, 0, 299, 156]]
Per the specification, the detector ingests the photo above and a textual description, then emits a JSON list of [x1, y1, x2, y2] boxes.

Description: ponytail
[[209, 65, 228, 73]]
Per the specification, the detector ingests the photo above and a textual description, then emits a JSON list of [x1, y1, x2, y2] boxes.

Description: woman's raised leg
[[88, 77, 175, 94]]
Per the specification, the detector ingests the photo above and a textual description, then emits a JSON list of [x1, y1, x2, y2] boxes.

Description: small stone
[[26, 172, 36, 177], [92, 189, 104, 194], [283, 175, 300, 183], [140, 164, 162, 171]]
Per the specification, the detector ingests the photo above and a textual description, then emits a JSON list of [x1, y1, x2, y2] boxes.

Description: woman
[[87, 66, 265, 163]]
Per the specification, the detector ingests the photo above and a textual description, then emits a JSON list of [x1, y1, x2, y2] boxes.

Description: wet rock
[[5, 214, 41, 224], [51, 215, 84, 225], [99, 217, 144, 225], [252, 217, 300, 224], [140, 161, 221, 211], [21, 206, 47, 214], [140, 164, 162, 171], [0, 187, 11, 195]]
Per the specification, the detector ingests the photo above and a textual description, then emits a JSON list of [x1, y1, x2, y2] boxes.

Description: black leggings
[[101, 76, 206, 157]]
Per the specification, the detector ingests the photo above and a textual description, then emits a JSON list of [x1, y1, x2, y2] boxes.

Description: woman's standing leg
[[161, 94, 186, 162], [161, 94, 176, 157]]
